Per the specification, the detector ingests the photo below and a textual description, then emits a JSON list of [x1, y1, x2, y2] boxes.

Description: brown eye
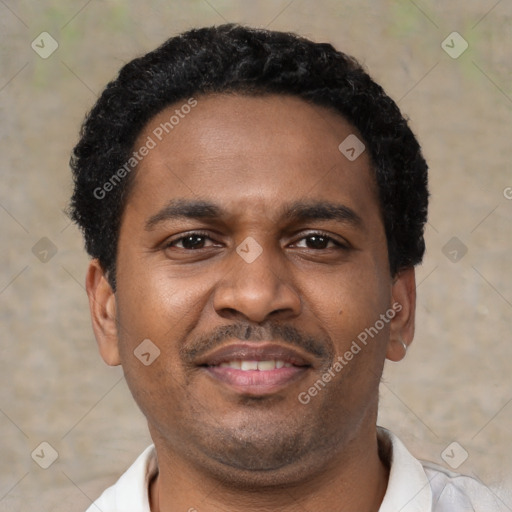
[[304, 235, 330, 249], [294, 232, 348, 250], [179, 235, 207, 249], [165, 232, 215, 250]]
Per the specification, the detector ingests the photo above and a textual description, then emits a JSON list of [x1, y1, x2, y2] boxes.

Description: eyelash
[[164, 231, 349, 250]]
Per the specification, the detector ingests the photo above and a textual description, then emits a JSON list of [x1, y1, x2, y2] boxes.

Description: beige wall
[[1, 1, 511, 510]]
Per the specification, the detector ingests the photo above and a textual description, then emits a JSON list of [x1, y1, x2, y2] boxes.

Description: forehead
[[126, 93, 380, 225]]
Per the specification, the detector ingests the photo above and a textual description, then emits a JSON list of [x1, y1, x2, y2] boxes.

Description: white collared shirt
[[86, 427, 508, 511]]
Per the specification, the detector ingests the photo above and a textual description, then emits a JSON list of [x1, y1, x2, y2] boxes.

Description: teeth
[[217, 360, 292, 371], [240, 360, 258, 371], [257, 360, 275, 371]]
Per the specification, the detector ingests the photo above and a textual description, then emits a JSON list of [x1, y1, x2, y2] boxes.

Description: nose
[[213, 239, 302, 324]]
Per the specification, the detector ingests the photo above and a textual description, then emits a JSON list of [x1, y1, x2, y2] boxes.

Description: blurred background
[[1, 1, 511, 510]]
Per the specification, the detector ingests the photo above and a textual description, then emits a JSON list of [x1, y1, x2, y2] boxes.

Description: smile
[[196, 342, 314, 396], [216, 360, 294, 370]]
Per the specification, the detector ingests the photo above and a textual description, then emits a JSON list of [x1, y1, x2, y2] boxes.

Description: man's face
[[90, 93, 413, 484]]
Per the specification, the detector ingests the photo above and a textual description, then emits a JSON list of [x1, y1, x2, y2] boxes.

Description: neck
[[149, 425, 389, 512]]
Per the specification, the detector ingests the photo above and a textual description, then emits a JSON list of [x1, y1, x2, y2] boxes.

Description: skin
[[86, 93, 416, 512]]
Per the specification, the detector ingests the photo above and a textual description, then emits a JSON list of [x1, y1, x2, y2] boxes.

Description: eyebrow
[[145, 199, 222, 230], [144, 198, 363, 231], [281, 200, 363, 228]]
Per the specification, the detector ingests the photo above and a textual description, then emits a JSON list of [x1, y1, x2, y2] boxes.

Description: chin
[[187, 423, 333, 487]]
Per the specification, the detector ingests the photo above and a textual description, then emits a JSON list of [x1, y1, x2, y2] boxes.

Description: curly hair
[[69, 23, 428, 290]]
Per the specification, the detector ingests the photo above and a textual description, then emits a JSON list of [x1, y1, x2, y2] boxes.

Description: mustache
[[181, 322, 334, 365]]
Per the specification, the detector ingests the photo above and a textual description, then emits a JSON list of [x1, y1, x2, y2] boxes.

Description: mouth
[[196, 342, 314, 396]]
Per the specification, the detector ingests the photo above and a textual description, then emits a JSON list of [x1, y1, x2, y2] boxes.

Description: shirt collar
[[112, 444, 158, 512], [377, 426, 433, 511]]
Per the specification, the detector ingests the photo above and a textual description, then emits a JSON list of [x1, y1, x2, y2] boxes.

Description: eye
[[165, 231, 218, 250], [293, 232, 348, 250], [163, 231, 348, 251]]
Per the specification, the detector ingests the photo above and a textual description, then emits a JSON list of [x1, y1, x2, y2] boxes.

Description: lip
[[204, 365, 309, 395], [196, 342, 314, 396]]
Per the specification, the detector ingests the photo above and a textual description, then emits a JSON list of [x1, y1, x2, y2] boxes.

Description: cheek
[[303, 258, 390, 343], [113, 258, 217, 395], [116, 256, 209, 337], [113, 269, 197, 421], [305, 269, 390, 414]]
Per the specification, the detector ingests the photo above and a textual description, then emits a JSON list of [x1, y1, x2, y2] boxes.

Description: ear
[[85, 259, 120, 366], [386, 267, 416, 362]]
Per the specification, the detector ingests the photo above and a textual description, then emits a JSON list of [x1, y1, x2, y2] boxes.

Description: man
[[69, 24, 504, 512]]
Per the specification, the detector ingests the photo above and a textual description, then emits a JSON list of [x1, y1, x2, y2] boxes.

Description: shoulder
[[421, 460, 508, 511], [377, 427, 508, 511]]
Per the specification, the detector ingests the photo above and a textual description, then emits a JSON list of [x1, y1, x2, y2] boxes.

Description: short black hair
[[69, 23, 428, 290]]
